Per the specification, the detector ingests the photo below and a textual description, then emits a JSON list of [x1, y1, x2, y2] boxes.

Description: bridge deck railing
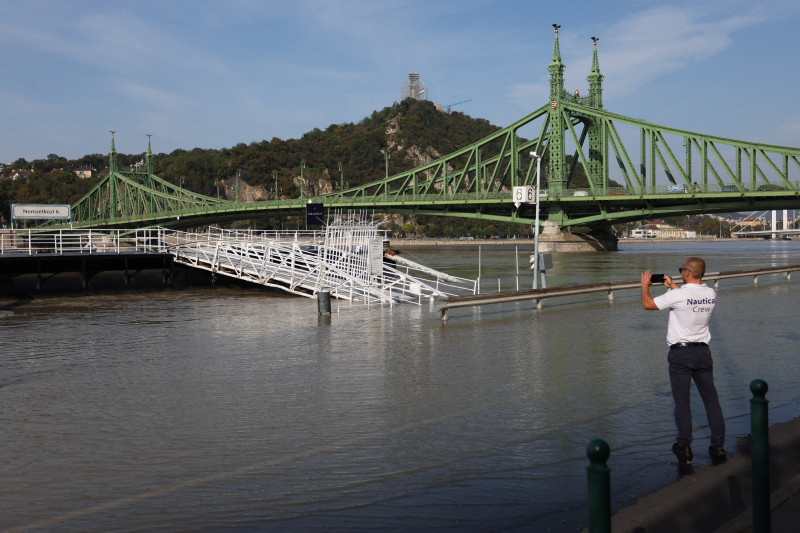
[[314, 182, 800, 204]]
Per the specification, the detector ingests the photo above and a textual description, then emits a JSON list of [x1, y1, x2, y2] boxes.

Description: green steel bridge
[[69, 27, 800, 232]]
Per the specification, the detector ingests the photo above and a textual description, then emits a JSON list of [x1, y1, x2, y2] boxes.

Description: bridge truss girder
[[314, 100, 800, 228], [64, 101, 800, 230], [69, 169, 232, 228]]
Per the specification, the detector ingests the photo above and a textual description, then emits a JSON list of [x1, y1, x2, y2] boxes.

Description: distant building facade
[[6, 169, 33, 180], [629, 222, 695, 238], [74, 166, 96, 179]]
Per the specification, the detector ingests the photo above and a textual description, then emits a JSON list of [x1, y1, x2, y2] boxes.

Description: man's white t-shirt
[[653, 282, 716, 345]]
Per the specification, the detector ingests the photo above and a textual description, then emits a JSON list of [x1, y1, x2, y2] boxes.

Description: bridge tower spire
[[547, 24, 567, 195], [548, 24, 565, 101], [109, 130, 118, 174], [587, 36, 603, 108], [146, 134, 154, 174], [587, 36, 604, 188], [107, 130, 119, 220]]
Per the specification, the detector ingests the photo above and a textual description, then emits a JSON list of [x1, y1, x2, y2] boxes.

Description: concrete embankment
[[389, 236, 733, 248], [389, 238, 536, 247], [620, 237, 745, 244], [605, 417, 800, 533]]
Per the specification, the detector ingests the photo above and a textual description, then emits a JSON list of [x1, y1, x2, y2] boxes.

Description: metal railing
[[439, 265, 800, 320], [561, 181, 800, 197], [0, 228, 164, 256], [166, 223, 476, 306], [0, 225, 477, 305]]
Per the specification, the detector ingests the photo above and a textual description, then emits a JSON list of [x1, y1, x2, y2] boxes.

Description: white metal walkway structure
[[1, 218, 477, 305], [163, 216, 477, 305]]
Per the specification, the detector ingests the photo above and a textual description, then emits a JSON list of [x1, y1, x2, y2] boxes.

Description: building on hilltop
[[7, 168, 33, 180], [74, 166, 96, 179], [400, 72, 428, 101]]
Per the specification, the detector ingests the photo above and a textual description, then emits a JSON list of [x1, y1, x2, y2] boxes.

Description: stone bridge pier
[[538, 220, 618, 252]]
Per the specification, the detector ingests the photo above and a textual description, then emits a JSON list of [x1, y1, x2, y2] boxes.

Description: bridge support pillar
[[536, 221, 618, 252]]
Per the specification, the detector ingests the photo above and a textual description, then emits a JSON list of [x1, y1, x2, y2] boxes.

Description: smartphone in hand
[[650, 273, 665, 283]]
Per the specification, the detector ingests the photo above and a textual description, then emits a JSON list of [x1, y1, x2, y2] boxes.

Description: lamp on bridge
[[530, 151, 542, 289]]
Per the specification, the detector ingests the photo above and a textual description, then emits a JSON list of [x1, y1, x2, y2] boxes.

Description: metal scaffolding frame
[[167, 216, 476, 305]]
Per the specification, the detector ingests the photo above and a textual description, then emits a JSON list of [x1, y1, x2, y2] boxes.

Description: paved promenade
[[605, 417, 800, 532]]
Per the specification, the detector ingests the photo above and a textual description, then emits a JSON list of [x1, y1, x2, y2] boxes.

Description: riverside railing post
[[750, 379, 770, 533], [586, 438, 611, 533], [477, 245, 482, 294], [530, 152, 542, 289]]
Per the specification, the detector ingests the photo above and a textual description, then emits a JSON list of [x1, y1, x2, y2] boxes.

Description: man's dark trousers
[[668, 344, 726, 447]]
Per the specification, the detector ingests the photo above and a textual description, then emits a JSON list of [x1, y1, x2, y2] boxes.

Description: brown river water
[[2, 240, 800, 531]]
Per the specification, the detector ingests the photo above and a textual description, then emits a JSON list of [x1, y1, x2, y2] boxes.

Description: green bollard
[[750, 379, 771, 533], [586, 438, 611, 533]]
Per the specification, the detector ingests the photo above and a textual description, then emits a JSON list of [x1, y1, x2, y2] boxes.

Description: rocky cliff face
[[218, 179, 270, 201], [221, 114, 441, 202], [386, 116, 442, 169], [294, 169, 335, 197], [219, 173, 335, 201]]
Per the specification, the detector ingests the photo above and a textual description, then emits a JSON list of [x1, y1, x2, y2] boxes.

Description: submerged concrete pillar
[[317, 291, 331, 315]]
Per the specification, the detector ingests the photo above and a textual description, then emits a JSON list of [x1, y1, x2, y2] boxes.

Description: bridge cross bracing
[[63, 26, 800, 231]]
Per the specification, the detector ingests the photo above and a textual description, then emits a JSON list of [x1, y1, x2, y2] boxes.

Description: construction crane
[[442, 99, 472, 113]]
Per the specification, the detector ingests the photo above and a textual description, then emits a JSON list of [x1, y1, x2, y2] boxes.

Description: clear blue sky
[[2, 0, 799, 164]]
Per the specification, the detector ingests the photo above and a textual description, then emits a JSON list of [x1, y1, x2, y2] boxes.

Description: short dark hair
[[685, 257, 706, 278]]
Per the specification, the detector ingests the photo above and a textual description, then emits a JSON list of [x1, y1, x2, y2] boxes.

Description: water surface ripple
[[2, 240, 800, 531]]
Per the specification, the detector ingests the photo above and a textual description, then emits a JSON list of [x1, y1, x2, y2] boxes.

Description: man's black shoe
[[708, 445, 727, 458], [672, 442, 693, 465]]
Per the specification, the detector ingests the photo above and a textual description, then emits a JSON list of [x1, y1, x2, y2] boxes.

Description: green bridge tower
[[587, 35, 604, 189], [547, 24, 567, 196], [547, 24, 605, 198]]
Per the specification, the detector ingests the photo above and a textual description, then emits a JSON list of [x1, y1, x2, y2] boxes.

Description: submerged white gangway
[[164, 218, 477, 306]]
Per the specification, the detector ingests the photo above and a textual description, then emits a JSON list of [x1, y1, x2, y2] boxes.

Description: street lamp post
[[530, 151, 542, 289], [235, 169, 240, 203], [300, 160, 305, 198]]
